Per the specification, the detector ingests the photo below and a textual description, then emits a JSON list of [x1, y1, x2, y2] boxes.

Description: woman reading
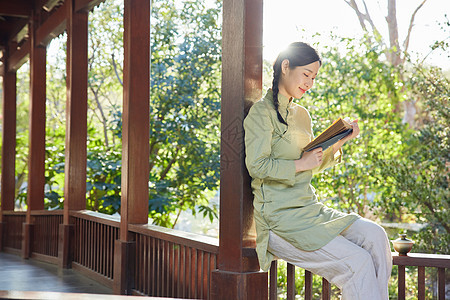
[[243, 42, 392, 299]]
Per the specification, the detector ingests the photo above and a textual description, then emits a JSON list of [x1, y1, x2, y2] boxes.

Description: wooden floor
[[0, 252, 183, 299], [0, 251, 113, 296]]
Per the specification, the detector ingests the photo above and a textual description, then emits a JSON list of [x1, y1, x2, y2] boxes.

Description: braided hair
[[272, 42, 321, 126]]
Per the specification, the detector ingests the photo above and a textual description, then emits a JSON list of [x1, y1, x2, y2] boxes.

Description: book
[[303, 118, 353, 152]]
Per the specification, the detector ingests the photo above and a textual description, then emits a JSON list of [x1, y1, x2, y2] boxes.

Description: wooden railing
[[129, 224, 219, 298], [269, 261, 332, 300], [31, 210, 63, 261], [394, 253, 450, 300], [71, 210, 120, 287], [61, 209, 219, 298], [1, 210, 448, 300], [2, 211, 26, 252], [269, 254, 450, 300]]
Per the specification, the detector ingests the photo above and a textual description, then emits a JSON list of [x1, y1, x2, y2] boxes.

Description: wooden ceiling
[[0, 0, 44, 50], [0, 0, 102, 73]]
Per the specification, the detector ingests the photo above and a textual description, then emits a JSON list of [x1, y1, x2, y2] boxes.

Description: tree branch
[[386, 0, 401, 65], [403, 0, 427, 56], [160, 147, 180, 180], [344, 0, 368, 31], [111, 53, 123, 86]]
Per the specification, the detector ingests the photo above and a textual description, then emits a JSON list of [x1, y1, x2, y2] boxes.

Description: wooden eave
[[0, 0, 105, 71]]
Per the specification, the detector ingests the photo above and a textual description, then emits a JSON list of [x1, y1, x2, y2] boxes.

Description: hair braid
[[272, 67, 288, 126]]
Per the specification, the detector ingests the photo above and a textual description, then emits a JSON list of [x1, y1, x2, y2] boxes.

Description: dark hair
[[272, 42, 321, 125]]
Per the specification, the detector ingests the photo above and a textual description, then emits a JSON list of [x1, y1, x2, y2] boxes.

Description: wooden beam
[[0, 0, 32, 17], [1, 67, 17, 214], [7, 39, 29, 72], [26, 49, 46, 213], [59, 0, 89, 269], [35, 1, 67, 47], [120, 0, 150, 234], [114, 0, 150, 294], [211, 0, 266, 298], [6, 0, 103, 66], [23, 16, 47, 259], [0, 18, 28, 42], [218, 0, 263, 272], [75, 0, 106, 13], [63, 0, 89, 224]]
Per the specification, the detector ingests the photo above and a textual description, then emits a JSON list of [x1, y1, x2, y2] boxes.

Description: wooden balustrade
[[2, 209, 449, 299], [270, 253, 450, 300], [393, 253, 450, 300], [2, 212, 26, 252], [129, 224, 219, 299], [71, 210, 120, 287], [30, 210, 63, 261], [269, 260, 332, 300]]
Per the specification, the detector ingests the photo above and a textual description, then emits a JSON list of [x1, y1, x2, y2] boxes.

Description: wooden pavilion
[[0, 0, 448, 299]]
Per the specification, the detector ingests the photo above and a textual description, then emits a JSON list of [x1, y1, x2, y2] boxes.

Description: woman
[[243, 42, 392, 299]]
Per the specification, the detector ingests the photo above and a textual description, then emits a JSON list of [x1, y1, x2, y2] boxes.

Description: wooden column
[[211, 0, 267, 298], [113, 0, 150, 295], [58, 0, 88, 268], [23, 16, 47, 258], [0, 55, 17, 250]]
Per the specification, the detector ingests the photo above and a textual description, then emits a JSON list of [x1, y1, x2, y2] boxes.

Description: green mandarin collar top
[[266, 89, 292, 111], [243, 89, 359, 271]]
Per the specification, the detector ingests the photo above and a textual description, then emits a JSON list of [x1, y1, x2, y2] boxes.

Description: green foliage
[[374, 65, 449, 253], [147, 0, 221, 227], [32, 0, 222, 228], [15, 62, 31, 208], [299, 36, 407, 217], [85, 137, 122, 214]]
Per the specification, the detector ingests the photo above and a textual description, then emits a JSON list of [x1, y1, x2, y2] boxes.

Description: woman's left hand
[[344, 119, 360, 141]]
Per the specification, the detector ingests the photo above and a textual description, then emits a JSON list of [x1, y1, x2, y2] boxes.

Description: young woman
[[243, 42, 392, 299]]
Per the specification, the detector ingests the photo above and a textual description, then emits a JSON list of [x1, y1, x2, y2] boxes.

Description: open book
[[304, 118, 353, 152]]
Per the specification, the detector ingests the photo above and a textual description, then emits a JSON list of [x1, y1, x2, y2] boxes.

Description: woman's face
[[278, 60, 320, 99]]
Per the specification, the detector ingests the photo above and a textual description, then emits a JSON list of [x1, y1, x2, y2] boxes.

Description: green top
[[243, 89, 359, 271]]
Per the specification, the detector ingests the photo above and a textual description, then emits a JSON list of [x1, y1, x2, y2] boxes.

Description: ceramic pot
[[392, 234, 414, 256]]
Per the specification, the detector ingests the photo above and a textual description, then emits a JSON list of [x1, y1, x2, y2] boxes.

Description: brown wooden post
[[113, 0, 150, 295], [0, 53, 17, 251], [23, 13, 46, 259], [211, 0, 267, 298], [58, 0, 89, 269]]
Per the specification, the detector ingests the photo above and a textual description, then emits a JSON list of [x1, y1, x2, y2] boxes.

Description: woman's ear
[[281, 59, 290, 75]]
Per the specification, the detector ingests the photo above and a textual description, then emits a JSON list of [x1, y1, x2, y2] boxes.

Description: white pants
[[268, 218, 392, 300]]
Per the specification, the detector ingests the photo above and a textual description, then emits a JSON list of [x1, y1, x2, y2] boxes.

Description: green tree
[[147, 0, 222, 227], [40, 0, 222, 228], [299, 36, 406, 218], [374, 64, 449, 253]]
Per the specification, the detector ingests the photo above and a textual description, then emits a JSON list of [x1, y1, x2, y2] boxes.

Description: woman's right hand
[[295, 147, 323, 172]]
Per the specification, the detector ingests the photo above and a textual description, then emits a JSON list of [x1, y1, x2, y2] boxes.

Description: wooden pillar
[[211, 0, 267, 298], [0, 54, 17, 251], [58, 0, 88, 269], [113, 0, 150, 295], [23, 15, 47, 259]]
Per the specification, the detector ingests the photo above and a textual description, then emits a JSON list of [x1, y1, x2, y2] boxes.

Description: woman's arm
[[244, 104, 297, 185], [298, 120, 360, 174], [294, 148, 323, 172]]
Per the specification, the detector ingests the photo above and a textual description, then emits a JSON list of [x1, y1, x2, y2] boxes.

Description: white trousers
[[268, 218, 392, 300]]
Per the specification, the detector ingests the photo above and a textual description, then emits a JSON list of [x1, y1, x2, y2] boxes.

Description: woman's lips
[[299, 88, 306, 93]]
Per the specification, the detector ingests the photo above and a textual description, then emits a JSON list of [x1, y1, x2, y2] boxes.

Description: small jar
[[392, 234, 414, 256]]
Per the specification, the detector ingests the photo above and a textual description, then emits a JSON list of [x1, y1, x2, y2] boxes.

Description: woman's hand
[[332, 119, 360, 154], [295, 147, 323, 172], [342, 119, 360, 142]]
